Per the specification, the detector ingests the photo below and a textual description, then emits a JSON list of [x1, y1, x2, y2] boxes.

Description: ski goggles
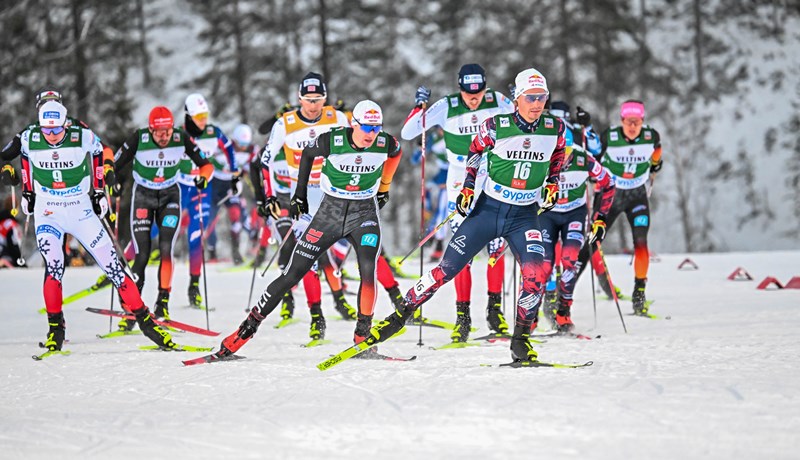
[[357, 124, 382, 134], [299, 96, 326, 104], [41, 126, 65, 135], [521, 92, 549, 103]]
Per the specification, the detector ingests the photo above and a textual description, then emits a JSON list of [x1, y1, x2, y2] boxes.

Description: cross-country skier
[[179, 93, 239, 307], [536, 121, 615, 332], [256, 73, 358, 338], [215, 100, 402, 356], [6, 101, 176, 351], [359, 68, 566, 363], [575, 100, 663, 315], [401, 63, 515, 342], [113, 106, 214, 324]]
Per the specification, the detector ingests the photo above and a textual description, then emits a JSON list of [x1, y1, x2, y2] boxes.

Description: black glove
[[650, 159, 663, 174], [90, 190, 109, 218], [257, 196, 281, 220], [194, 175, 208, 190], [589, 215, 607, 245], [0, 164, 20, 186], [289, 194, 308, 219], [575, 106, 591, 126], [21, 191, 35, 215], [377, 191, 389, 209], [231, 175, 242, 196], [104, 168, 122, 197]]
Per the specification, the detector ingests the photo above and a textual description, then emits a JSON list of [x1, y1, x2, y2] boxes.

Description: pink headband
[[620, 101, 645, 119]]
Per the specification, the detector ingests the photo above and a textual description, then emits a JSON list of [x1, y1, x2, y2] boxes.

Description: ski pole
[[595, 242, 627, 333], [418, 101, 427, 347], [196, 195, 212, 331], [260, 222, 294, 278], [108, 195, 120, 333], [16, 214, 30, 266], [246, 226, 263, 309], [582, 128, 597, 330], [10, 187, 18, 218], [397, 209, 458, 266]]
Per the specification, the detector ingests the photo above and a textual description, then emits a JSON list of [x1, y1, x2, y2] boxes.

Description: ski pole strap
[[398, 209, 458, 265]]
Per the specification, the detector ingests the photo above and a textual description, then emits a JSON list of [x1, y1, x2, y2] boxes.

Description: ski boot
[[207, 247, 218, 262], [486, 293, 509, 335], [188, 275, 203, 308], [353, 313, 379, 358], [510, 323, 539, 363], [368, 304, 413, 345], [332, 290, 357, 320], [387, 285, 404, 311], [554, 312, 575, 334], [542, 275, 559, 325], [309, 303, 326, 340], [44, 312, 66, 351], [450, 301, 472, 343], [597, 273, 623, 300], [220, 307, 265, 355], [154, 289, 170, 320], [117, 301, 136, 332], [632, 278, 648, 316], [232, 248, 244, 266], [134, 308, 176, 349], [280, 291, 295, 320]]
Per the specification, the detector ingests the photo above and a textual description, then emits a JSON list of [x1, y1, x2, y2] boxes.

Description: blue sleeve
[[584, 127, 602, 157], [215, 127, 238, 172]]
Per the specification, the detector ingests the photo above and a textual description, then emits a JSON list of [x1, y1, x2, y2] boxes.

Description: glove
[[0, 164, 20, 186], [333, 99, 346, 111], [415, 86, 431, 107], [21, 191, 35, 215], [231, 175, 242, 196], [538, 180, 559, 214], [257, 196, 281, 220], [455, 187, 475, 217], [104, 168, 122, 197], [91, 190, 108, 218], [194, 175, 208, 190], [650, 159, 663, 174], [276, 102, 293, 118], [289, 194, 308, 219], [589, 215, 607, 245], [575, 106, 591, 126], [377, 191, 389, 209]]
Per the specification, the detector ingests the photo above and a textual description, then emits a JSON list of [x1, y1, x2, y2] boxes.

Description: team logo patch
[[566, 232, 584, 242], [633, 215, 649, 227], [206, 126, 214, 135], [173, 133, 180, 142], [70, 132, 80, 142], [577, 156, 585, 166], [632, 205, 647, 213], [377, 137, 386, 147], [568, 222, 582, 231], [452, 235, 467, 248], [523, 138, 531, 149], [36, 224, 62, 239], [142, 133, 150, 143], [525, 230, 542, 241], [31, 132, 40, 142], [52, 152, 59, 160], [450, 97, 459, 108], [309, 128, 316, 139], [158, 151, 165, 159], [334, 136, 344, 147], [355, 156, 362, 165], [306, 228, 323, 244], [162, 215, 179, 228], [629, 148, 635, 155], [499, 118, 510, 128], [485, 92, 494, 102], [610, 132, 619, 141], [135, 208, 148, 219], [360, 233, 378, 247], [545, 118, 554, 129], [326, 110, 333, 118], [360, 220, 377, 227], [471, 114, 479, 124], [644, 131, 652, 140], [526, 244, 545, 255], [43, 209, 53, 216]]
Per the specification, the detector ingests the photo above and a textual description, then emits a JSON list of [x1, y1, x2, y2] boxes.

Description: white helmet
[[351, 100, 383, 126], [232, 124, 253, 147], [39, 101, 67, 127], [185, 93, 210, 116]]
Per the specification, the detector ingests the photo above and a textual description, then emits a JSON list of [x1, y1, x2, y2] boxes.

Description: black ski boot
[[486, 293, 509, 335], [252, 247, 266, 268], [44, 312, 66, 351], [332, 289, 357, 320], [207, 247, 218, 262], [543, 287, 559, 325], [280, 291, 295, 320], [117, 299, 136, 331], [368, 303, 414, 345], [387, 285, 404, 312], [134, 307, 176, 349], [632, 278, 648, 315], [188, 275, 203, 308], [231, 234, 243, 265], [154, 289, 170, 320], [450, 301, 472, 343], [352, 312, 379, 358], [309, 302, 326, 340], [510, 323, 539, 362]]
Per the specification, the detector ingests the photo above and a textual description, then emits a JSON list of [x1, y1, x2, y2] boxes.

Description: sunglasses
[[522, 93, 549, 103], [300, 96, 325, 104], [41, 126, 65, 135], [358, 124, 382, 134]]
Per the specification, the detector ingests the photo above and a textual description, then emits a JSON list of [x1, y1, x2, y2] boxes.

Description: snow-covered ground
[[1, 250, 799, 459]]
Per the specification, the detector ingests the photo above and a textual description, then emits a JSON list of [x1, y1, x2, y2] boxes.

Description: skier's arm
[[1, 130, 23, 162], [259, 119, 286, 198], [184, 135, 214, 181], [215, 127, 238, 174], [650, 129, 663, 173], [547, 120, 567, 182], [464, 117, 497, 189], [596, 128, 610, 162], [400, 97, 447, 141], [18, 131, 33, 193], [586, 154, 615, 218], [295, 132, 331, 198], [113, 130, 141, 171], [85, 129, 105, 190], [379, 136, 402, 193], [250, 155, 267, 199], [496, 91, 516, 114]]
